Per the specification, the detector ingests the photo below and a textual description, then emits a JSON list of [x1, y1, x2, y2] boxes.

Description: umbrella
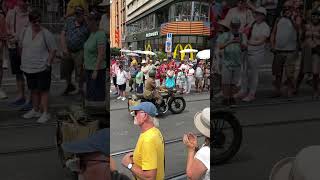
[[142, 51, 156, 56], [127, 53, 140, 57], [180, 49, 198, 53], [120, 49, 131, 53], [132, 50, 144, 54], [196, 49, 210, 60]]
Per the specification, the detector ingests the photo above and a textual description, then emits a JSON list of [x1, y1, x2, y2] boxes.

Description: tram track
[[2, 116, 319, 157]]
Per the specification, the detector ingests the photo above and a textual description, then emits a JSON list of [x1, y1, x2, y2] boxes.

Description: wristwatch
[[127, 163, 133, 170]]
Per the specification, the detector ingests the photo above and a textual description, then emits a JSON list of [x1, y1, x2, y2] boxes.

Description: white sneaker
[[37, 112, 50, 123], [0, 89, 8, 99], [122, 97, 126, 101], [23, 109, 42, 119], [117, 96, 122, 100]]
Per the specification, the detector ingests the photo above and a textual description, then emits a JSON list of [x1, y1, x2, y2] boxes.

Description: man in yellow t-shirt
[[122, 102, 165, 180]]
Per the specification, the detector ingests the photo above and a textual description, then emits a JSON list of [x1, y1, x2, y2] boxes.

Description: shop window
[[189, 36, 197, 44], [180, 36, 189, 43], [197, 36, 204, 44]]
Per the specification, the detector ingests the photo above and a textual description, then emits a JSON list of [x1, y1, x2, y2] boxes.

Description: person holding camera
[[217, 18, 248, 105]]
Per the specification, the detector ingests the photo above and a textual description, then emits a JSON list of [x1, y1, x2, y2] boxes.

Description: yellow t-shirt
[[133, 127, 165, 180], [66, 0, 89, 17]]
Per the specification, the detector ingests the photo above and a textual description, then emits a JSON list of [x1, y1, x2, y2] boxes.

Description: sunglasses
[[312, 15, 320, 19], [130, 111, 146, 117], [66, 157, 108, 172]]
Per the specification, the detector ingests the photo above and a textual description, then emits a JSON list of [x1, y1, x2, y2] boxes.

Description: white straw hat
[[255, 7, 267, 16], [270, 146, 320, 180], [194, 108, 210, 138]]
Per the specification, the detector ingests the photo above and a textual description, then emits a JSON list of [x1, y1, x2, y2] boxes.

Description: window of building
[[168, 1, 209, 22], [180, 36, 189, 43]]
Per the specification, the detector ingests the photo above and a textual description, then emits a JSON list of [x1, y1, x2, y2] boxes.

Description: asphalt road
[[214, 100, 320, 180]]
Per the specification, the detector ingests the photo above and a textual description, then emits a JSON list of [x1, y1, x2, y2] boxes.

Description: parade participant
[[195, 62, 204, 93], [122, 102, 164, 180], [116, 64, 128, 101], [186, 63, 195, 94], [154, 60, 161, 87], [62, 128, 110, 180], [61, 6, 89, 96], [6, 0, 30, 107], [129, 62, 138, 92], [20, 9, 57, 123], [235, 7, 270, 102], [183, 107, 210, 180], [111, 59, 120, 95], [135, 65, 144, 93], [141, 59, 149, 82], [270, 0, 300, 98], [204, 63, 211, 92], [217, 18, 247, 105], [143, 69, 162, 105], [177, 66, 187, 94], [83, 10, 107, 104], [165, 65, 176, 89], [159, 59, 168, 85]]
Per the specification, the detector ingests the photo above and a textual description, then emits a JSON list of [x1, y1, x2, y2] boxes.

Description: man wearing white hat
[[270, 146, 320, 180], [183, 107, 210, 180]]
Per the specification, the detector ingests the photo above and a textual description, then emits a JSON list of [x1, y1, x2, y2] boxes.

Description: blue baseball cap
[[62, 128, 109, 156], [130, 102, 158, 117]]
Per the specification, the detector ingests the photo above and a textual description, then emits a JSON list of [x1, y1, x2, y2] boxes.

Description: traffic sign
[[166, 33, 173, 41], [165, 41, 172, 53]]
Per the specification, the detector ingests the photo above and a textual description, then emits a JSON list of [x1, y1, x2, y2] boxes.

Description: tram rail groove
[[0, 122, 56, 129], [0, 145, 56, 156], [111, 98, 210, 111], [212, 96, 320, 109]]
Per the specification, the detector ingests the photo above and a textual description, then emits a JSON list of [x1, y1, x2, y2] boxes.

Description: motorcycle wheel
[[212, 112, 242, 165], [168, 97, 186, 114]]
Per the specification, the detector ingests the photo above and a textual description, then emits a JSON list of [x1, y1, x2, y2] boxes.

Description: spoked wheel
[[169, 97, 186, 114], [212, 112, 242, 165]]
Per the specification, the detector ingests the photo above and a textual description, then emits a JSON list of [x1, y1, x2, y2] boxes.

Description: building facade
[[110, 0, 126, 48], [125, 0, 210, 60]]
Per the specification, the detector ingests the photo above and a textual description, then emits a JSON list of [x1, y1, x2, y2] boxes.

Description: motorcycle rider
[[143, 69, 163, 106]]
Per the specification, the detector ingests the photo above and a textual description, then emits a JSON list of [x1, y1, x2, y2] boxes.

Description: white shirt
[[275, 17, 297, 51], [248, 21, 270, 53], [187, 68, 195, 76], [20, 26, 57, 73], [116, 70, 128, 85], [195, 67, 204, 78], [195, 146, 210, 180]]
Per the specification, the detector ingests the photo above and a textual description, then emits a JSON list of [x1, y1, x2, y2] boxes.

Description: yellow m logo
[[173, 44, 194, 61], [145, 44, 152, 51]]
